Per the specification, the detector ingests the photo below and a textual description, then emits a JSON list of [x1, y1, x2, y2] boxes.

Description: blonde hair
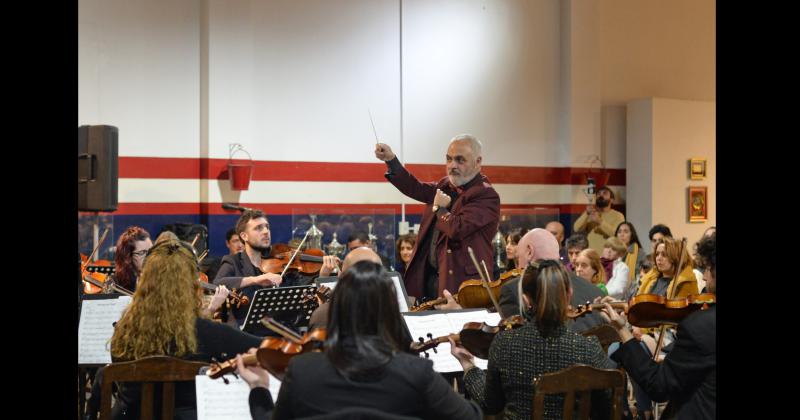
[[578, 249, 606, 285], [604, 236, 627, 255], [110, 240, 203, 360]]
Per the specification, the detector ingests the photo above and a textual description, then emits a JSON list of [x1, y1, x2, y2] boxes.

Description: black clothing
[[213, 251, 313, 323], [498, 272, 606, 333], [612, 306, 716, 419], [463, 322, 613, 419], [112, 318, 263, 420], [250, 351, 482, 420]]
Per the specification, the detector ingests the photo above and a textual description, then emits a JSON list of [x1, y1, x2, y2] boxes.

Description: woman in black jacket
[[239, 260, 482, 420], [450, 259, 613, 419], [600, 233, 716, 419]]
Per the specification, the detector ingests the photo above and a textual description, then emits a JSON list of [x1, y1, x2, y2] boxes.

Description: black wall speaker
[[78, 125, 119, 212]]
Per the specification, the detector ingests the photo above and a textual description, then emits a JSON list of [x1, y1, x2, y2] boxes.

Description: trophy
[[492, 230, 507, 269], [325, 232, 345, 259], [305, 214, 323, 250], [367, 222, 379, 252]]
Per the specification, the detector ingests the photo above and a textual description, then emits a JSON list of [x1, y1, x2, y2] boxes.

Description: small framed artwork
[[689, 158, 707, 180], [688, 187, 708, 223]]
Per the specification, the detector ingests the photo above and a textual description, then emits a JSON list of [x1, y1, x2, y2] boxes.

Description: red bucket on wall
[[228, 162, 253, 190], [227, 143, 254, 191]]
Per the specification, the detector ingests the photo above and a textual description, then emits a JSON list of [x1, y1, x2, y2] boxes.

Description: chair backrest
[[532, 364, 625, 420], [580, 323, 623, 352], [99, 356, 207, 420]]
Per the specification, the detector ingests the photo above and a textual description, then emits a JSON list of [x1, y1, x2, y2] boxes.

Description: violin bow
[[467, 246, 503, 314], [190, 233, 201, 249], [260, 316, 305, 343], [278, 230, 311, 280], [652, 237, 688, 361], [82, 227, 110, 272]]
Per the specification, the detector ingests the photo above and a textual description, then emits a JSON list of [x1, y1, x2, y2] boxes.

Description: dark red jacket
[[384, 157, 500, 298]]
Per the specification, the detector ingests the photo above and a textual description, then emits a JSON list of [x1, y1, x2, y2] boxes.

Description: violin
[[568, 293, 715, 328], [569, 300, 629, 319], [81, 228, 113, 294], [260, 243, 329, 276], [409, 265, 523, 312], [301, 284, 333, 307], [196, 280, 250, 309], [207, 317, 326, 381], [626, 293, 716, 328], [409, 315, 525, 360]]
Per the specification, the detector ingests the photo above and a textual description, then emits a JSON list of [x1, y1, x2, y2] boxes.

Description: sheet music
[[196, 372, 282, 420], [78, 296, 132, 364], [403, 309, 501, 372], [388, 274, 409, 312], [195, 375, 250, 420]]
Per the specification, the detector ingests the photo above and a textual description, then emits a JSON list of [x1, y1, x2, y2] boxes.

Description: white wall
[[402, 0, 561, 166], [79, 0, 201, 158], [78, 0, 716, 214], [626, 99, 654, 246]]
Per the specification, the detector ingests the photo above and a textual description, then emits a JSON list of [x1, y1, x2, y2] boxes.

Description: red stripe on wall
[[81, 203, 611, 216], [119, 157, 625, 185]]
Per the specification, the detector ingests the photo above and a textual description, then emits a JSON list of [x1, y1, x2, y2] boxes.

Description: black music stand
[[241, 285, 318, 336]]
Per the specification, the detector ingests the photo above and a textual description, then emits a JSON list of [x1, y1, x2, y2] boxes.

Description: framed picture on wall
[[689, 158, 707, 180], [688, 187, 708, 222]]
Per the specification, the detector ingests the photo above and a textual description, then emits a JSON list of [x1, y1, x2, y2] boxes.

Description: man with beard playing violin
[[213, 209, 339, 325]]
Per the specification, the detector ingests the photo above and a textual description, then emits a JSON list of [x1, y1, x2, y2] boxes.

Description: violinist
[[450, 259, 613, 419], [599, 233, 716, 419], [101, 226, 152, 294], [214, 209, 340, 325], [213, 210, 285, 324], [307, 246, 383, 329], [497, 229, 606, 333], [91, 239, 263, 420], [238, 260, 482, 419]]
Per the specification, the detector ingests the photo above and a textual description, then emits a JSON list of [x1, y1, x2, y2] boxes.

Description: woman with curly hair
[[107, 239, 262, 420]]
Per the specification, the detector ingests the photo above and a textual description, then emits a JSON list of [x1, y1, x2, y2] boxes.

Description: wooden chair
[[581, 323, 623, 352], [99, 356, 207, 420], [532, 364, 625, 420]]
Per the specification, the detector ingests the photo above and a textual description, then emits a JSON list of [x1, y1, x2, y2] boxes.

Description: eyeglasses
[[132, 249, 150, 258]]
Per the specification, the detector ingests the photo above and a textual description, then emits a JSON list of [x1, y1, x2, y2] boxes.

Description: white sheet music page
[[442, 310, 502, 371], [403, 309, 500, 373], [78, 296, 132, 364], [196, 372, 282, 420]]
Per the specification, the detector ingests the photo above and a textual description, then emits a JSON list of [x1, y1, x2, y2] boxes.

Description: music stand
[[241, 285, 318, 336]]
